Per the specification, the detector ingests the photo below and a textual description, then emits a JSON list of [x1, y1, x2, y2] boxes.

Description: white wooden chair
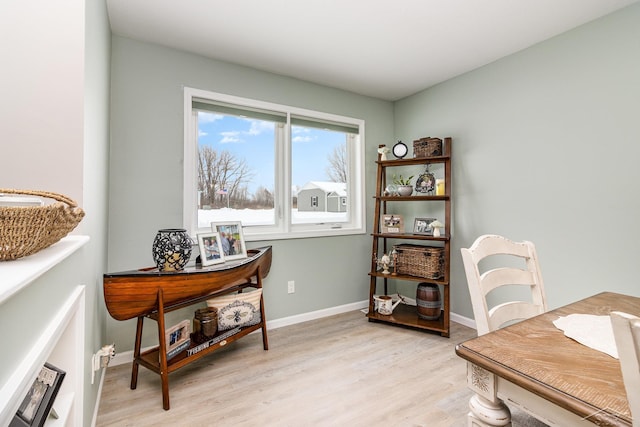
[[461, 234, 547, 336], [611, 311, 640, 426]]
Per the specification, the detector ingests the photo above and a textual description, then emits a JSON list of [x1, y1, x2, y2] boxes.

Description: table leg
[[156, 289, 170, 410], [465, 362, 511, 427], [130, 316, 143, 390]]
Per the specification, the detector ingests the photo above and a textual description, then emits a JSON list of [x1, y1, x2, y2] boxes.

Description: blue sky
[[198, 112, 345, 194]]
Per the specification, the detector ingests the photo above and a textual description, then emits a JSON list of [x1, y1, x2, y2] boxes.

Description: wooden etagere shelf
[[367, 137, 452, 337]]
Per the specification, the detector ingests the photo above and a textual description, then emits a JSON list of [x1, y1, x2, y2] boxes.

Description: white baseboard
[[109, 301, 475, 367], [451, 312, 476, 329]]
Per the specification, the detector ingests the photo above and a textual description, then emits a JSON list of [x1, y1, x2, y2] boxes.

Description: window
[[183, 87, 365, 240]]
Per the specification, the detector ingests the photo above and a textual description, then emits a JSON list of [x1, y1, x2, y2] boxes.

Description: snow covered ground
[[198, 208, 348, 227]]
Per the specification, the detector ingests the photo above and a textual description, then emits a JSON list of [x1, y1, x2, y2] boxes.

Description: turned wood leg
[[130, 316, 144, 390], [465, 362, 511, 427], [468, 395, 511, 427]]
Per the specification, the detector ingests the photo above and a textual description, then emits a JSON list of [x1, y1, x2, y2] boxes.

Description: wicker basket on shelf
[[0, 189, 85, 261], [413, 137, 443, 158], [394, 244, 444, 279]]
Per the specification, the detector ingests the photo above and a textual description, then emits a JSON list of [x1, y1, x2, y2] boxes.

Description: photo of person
[[211, 222, 247, 260], [197, 232, 225, 266], [203, 237, 220, 260]]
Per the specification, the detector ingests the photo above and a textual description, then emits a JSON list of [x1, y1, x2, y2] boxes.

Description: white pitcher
[[374, 295, 401, 315]]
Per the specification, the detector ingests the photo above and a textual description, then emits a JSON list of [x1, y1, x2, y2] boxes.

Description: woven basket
[[413, 137, 443, 158], [0, 189, 85, 261], [395, 244, 444, 279]]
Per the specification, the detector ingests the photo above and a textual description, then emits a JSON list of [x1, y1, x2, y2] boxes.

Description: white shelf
[[0, 235, 89, 305], [45, 391, 74, 426]]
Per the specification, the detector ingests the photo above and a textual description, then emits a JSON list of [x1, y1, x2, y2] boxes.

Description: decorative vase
[[152, 228, 192, 271], [397, 185, 413, 196], [416, 283, 442, 320], [433, 227, 441, 237]]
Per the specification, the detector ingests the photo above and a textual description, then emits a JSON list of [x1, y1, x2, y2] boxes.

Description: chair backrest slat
[[461, 234, 547, 336]]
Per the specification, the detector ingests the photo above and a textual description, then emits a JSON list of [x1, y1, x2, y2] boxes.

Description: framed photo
[[210, 221, 247, 261], [381, 214, 404, 234], [12, 363, 65, 427], [413, 217, 436, 235], [197, 232, 225, 266], [165, 319, 191, 355]]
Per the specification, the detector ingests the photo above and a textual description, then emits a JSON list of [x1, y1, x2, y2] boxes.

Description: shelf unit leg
[[130, 316, 143, 390], [442, 285, 450, 337]]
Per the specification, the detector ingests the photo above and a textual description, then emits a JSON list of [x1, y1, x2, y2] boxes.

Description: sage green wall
[[107, 36, 394, 351], [83, 0, 111, 425], [394, 4, 640, 318]]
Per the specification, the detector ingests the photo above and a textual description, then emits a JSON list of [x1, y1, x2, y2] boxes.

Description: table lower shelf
[[366, 304, 449, 337], [137, 322, 264, 374]]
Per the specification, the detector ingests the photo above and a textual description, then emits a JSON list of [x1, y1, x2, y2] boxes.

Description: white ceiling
[[106, 0, 637, 101]]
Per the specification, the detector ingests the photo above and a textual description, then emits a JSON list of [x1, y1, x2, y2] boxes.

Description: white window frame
[[183, 87, 366, 241]]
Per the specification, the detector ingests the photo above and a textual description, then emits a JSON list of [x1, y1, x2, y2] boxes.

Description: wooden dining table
[[455, 291, 639, 427]]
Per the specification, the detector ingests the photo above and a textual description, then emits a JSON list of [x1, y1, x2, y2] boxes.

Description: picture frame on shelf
[[381, 214, 404, 234], [165, 320, 191, 358], [12, 363, 65, 427], [210, 221, 247, 261], [413, 217, 436, 235], [415, 168, 436, 194], [197, 232, 225, 266]]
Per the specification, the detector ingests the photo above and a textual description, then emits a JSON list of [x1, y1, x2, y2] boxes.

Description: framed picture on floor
[[210, 221, 247, 261], [11, 363, 65, 427], [197, 232, 225, 266]]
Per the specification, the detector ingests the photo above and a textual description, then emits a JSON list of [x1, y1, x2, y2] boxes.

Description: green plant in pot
[[393, 174, 414, 196]]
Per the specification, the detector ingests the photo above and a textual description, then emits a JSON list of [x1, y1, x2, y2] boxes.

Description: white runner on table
[[553, 314, 618, 359]]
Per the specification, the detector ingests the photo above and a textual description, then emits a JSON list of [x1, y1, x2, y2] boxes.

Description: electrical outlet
[[287, 280, 295, 294], [91, 344, 116, 384]]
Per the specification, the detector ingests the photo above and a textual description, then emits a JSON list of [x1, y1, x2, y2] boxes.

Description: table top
[[456, 291, 640, 427]]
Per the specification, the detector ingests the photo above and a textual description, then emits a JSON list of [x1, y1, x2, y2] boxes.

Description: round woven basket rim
[[0, 189, 84, 260]]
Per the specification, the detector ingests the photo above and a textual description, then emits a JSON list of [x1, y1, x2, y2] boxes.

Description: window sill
[[245, 227, 366, 242]]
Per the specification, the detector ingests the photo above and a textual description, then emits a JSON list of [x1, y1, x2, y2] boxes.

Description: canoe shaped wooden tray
[[103, 246, 272, 321]]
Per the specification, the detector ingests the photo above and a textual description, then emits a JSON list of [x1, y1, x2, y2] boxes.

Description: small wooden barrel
[[416, 283, 441, 320]]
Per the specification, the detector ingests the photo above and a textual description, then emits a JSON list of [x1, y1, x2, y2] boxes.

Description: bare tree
[[326, 142, 347, 183], [198, 146, 254, 208], [253, 186, 274, 209]]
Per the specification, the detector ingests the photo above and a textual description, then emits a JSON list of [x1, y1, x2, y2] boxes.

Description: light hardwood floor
[[95, 311, 537, 426]]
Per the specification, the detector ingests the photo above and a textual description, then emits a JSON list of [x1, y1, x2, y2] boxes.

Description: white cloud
[[292, 135, 313, 143], [245, 119, 275, 136], [220, 131, 242, 144], [199, 112, 223, 123], [199, 130, 208, 137]]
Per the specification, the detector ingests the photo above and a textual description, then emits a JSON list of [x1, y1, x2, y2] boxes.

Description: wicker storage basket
[[395, 244, 444, 279], [413, 137, 443, 158], [0, 189, 85, 261]]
